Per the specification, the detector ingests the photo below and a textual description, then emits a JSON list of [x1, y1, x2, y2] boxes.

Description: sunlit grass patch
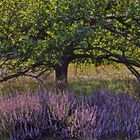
[[0, 64, 139, 96]]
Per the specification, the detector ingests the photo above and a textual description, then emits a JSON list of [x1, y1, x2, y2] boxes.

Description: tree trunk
[[54, 61, 69, 92]]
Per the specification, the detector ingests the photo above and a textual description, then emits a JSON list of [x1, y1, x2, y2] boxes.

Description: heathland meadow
[[0, 64, 140, 140], [1, 1, 140, 139]]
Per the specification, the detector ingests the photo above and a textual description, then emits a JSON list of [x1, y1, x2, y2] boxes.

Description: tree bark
[[125, 64, 140, 81], [54, 61, 69, 92]]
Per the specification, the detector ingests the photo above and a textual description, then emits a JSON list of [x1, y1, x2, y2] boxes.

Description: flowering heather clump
[[46, 93, 73, 120], [88, 90, 140, 139], [39, 93, 96, 138], [0, 94, 44, 139], [0, 90, 140, 140], [65, 103, 96, 137]]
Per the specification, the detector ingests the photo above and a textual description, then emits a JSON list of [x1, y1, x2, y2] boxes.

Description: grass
[[0, 64, 139, 96], [68, 64, 140, 95]]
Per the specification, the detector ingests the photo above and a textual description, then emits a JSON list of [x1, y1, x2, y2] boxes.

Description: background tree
[[0, 0, 140, 88]]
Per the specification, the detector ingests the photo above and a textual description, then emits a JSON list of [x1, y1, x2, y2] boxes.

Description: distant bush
[[0, 90, 140, 139]]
